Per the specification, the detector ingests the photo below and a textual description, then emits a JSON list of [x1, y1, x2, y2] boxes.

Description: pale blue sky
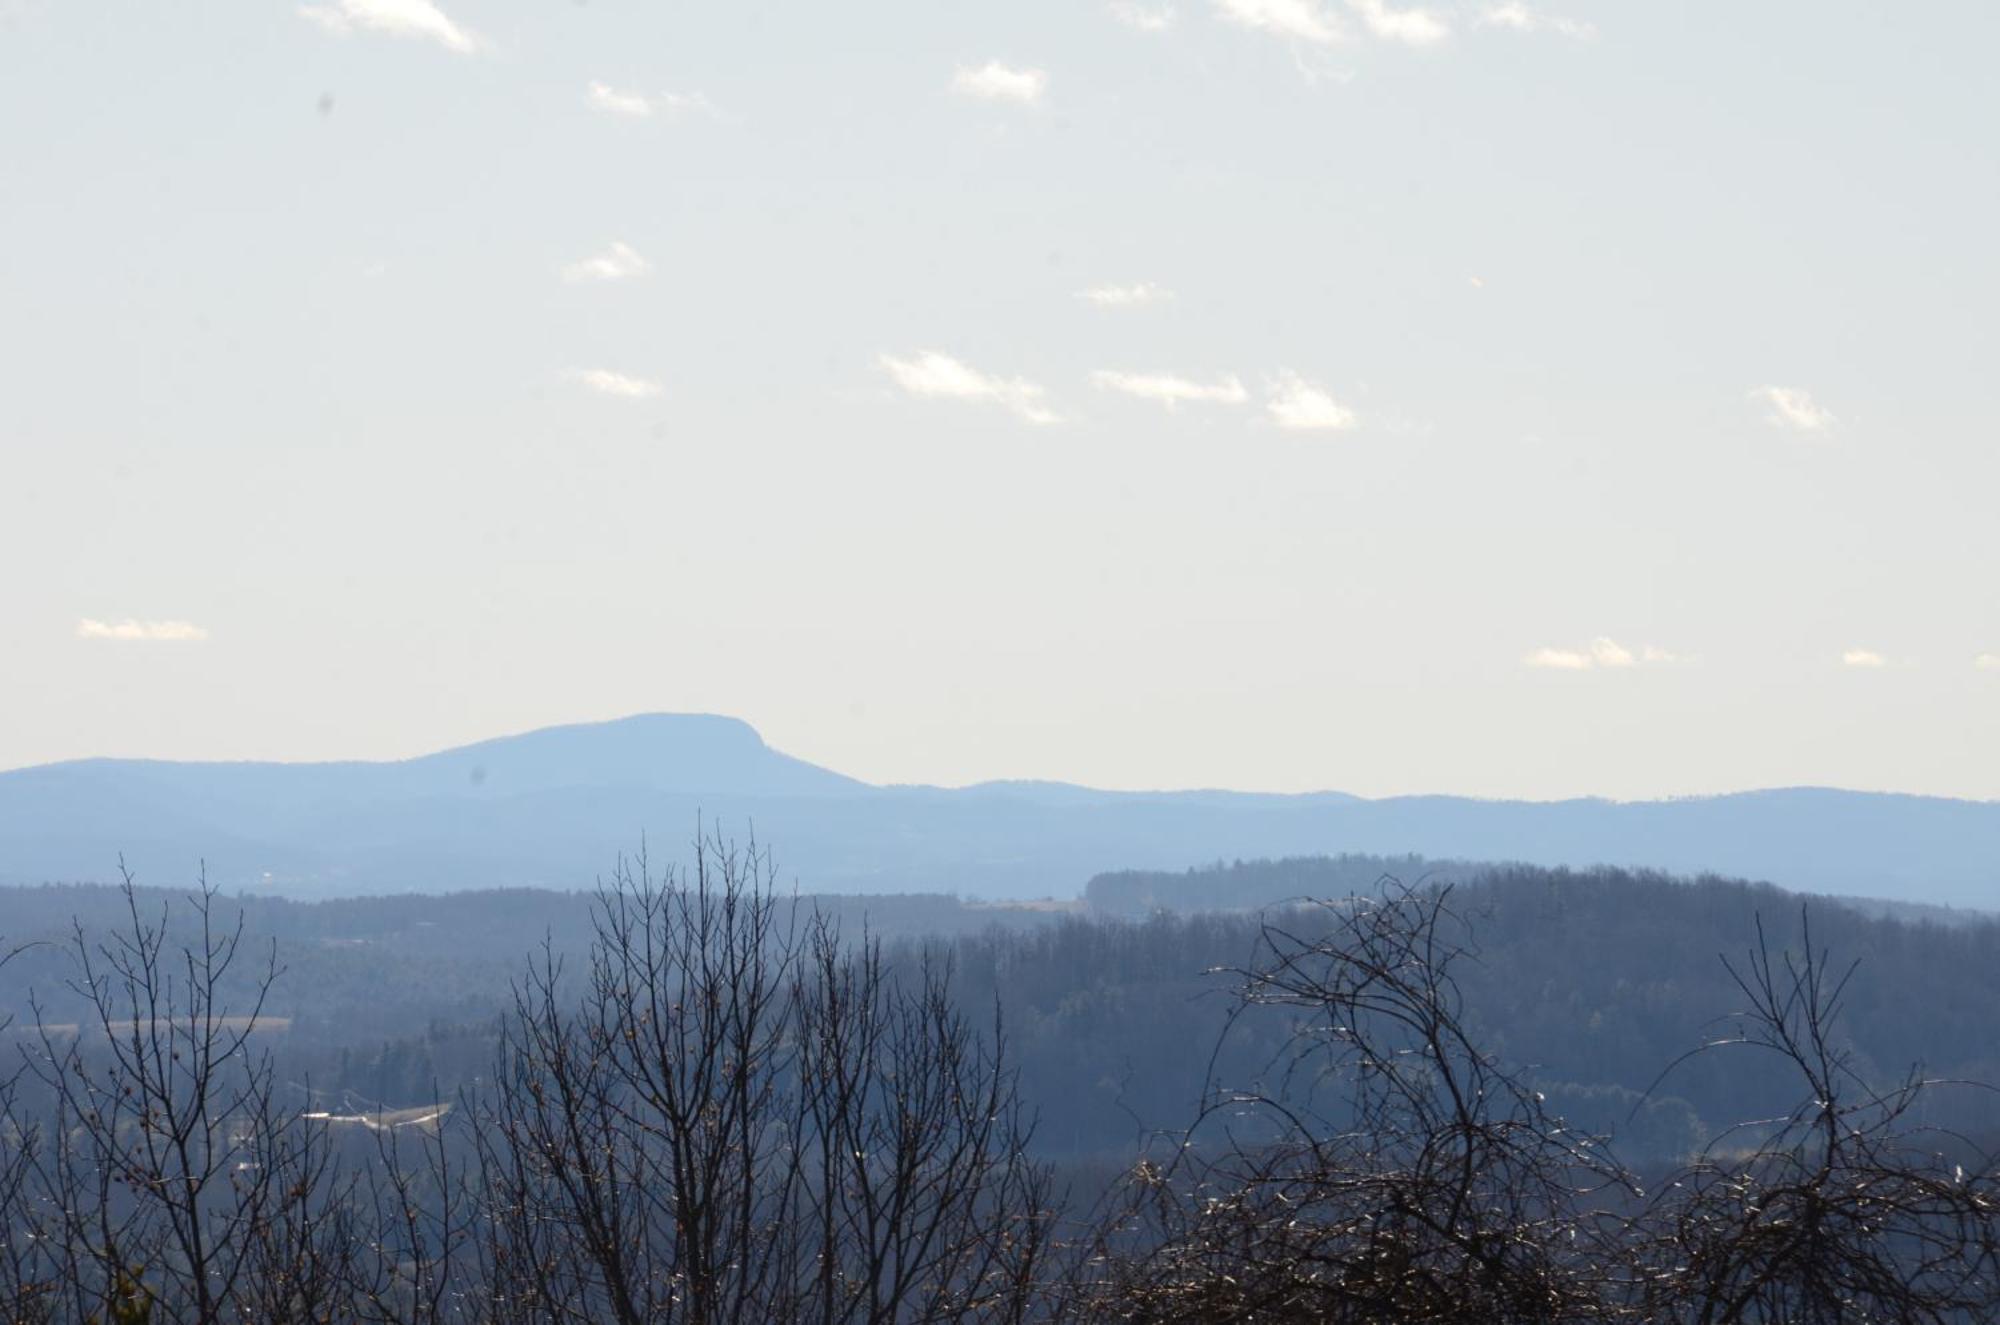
[[2, 0, 1995, 799]]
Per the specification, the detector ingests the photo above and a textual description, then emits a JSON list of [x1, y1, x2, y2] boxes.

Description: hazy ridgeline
[[6, 857, 1997, 1161], [13, 714, 2000, 907], [5, 847, 2000, 1320]]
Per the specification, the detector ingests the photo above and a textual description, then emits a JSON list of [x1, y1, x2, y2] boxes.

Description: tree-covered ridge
[[1085, 852, 1487, 914], [953, 865, 2000, 1159], [6, 849, 2000, 1321], [10, 857, 1996, 1164]]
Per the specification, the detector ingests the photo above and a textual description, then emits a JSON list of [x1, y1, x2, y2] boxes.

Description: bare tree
[[1635, 911, 2000, 1324], [790, 924, 1059, 1324], [469, 832, 1060, 1325], [0, 931, 60, 1324], [1077, 885, 2000, 1325], [0, 866, 417, 1324], [22, 866, 295, 1319], [1077, 882, 1633, 1324], [12, 855, 1999, 1325]]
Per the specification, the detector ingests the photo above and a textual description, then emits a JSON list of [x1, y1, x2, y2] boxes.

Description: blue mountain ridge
[[1, 714, 1994, 907]]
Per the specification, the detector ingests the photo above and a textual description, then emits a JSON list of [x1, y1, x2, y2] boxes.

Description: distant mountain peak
[[3, 715, 1998, 908], [424, 712, 772, 760], [399, 713, 865, 798]]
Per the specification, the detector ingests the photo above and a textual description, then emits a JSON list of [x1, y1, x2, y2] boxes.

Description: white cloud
[[656, 91, 719, 119], [1526, 637, 1681, 671], [569, 368, 662, 399], [1110, 1, 1176, 30], [562, 241, 652, 284], [1977, 654, 2000, 671], [1590, 637, 1636, 668], [952, 61, 1048, 105], [298, 0, 479, 53], [1478, 2, 1596, 38], [1077, 282, 1175, 308], [1347, 0, 1449, 45], [1218, 0, 1451, 48], [587, 82, 655, 116], [1214, 0, 1347, 45], [1525, 646, 1593, 671], [1265, 372, 1357, 430], [879, 351, 1059, 425], [586, 83, 719, 120], [1753, 385, 1836, 433], [1841, 648, 1887, 668], [77, 619, 209, 643], [1092, 371, 1248, 408]]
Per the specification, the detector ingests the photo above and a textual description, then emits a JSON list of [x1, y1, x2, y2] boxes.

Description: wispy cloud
[[879, 351, 1059, 425], [77, 619, 209, 643], [952, 61, 1048, 105], [1265, 372, 1357, 430], [1478, 2, 1596, 38], [1841, 648, 1888, 668], [1753, 385, 1836, 433], [1977, 653, 2000, 671], [1347, 0, 1449, 45], [1525, 646, 1594, 671], [1525, 637, 1679, 671], [569, 368, 662, 399], [586, 83, 719, 119], [1214, 0, 1347, 46], [298, 0, 480, 53], [562, 241, 651, 284], [587, 82, 654, 116], [1109, 1, 1176, 30], [1588, 638, 1633, 667], [1077, 282, 1175, 308], [1092, 371, 1248, 409]]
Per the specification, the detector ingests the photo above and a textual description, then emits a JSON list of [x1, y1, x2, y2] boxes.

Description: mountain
[[1, 713, 1996, 908]]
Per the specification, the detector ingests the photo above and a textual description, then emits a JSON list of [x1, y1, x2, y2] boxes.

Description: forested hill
[[1086, 853, 1489, 914], [5, 712, 2000, 907], [1084, 853, 1995, 924], [6, 862, 1996, 1164], [984, 868, 2000, 1160]]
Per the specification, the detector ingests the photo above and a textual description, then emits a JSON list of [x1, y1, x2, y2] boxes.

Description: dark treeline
[[1084, 854, 1487, 916], [3, 847, 1062, 1325], [1084, 853, 1993, 927], [7, 859, 2000, 1161], [0, 878, 1069, 1048], [5, 845, 2000, 1320], [948, 865, 2000, 1160]]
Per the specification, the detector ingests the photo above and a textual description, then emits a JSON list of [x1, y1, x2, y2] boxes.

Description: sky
[[1, 0, 1996, 801]]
